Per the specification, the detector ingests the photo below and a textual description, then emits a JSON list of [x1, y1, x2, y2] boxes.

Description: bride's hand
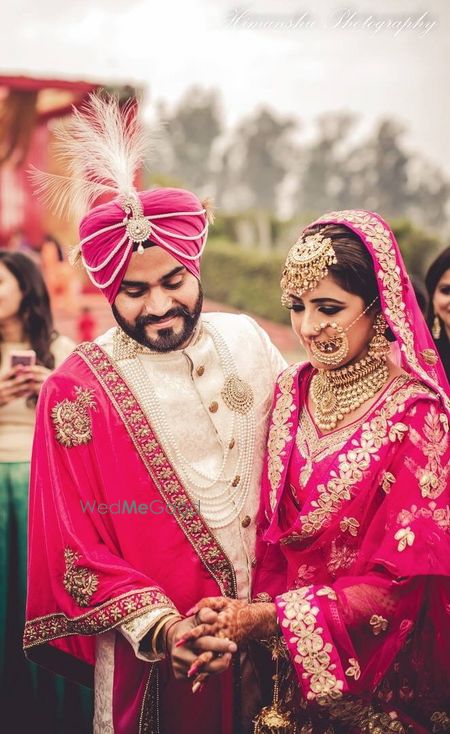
[[180, 599, 277, 647]]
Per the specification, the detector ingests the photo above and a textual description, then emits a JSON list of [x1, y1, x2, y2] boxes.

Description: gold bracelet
[[151, 613, 182, 656]]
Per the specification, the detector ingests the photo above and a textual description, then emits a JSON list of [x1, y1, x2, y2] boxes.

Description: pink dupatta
[[254, 211, 450, 732]]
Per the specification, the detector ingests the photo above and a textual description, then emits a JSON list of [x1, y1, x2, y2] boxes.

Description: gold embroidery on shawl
[[339, 517, 359, 536], [278, 586, 344, 702], [51, 386, 96, 447], [345, 657, 361, 680], [370, 614, 389, 635], [298, 380, 431, 538], [388, 422, 408, 442], [396, 501, 450, 534], [63, 548, 99, 607], [405, 406, 449, 499], [268, 365, 298, 511], [381, 471, 396, 494], [327, 541, 358, 577], [394, 526, 415, 552]]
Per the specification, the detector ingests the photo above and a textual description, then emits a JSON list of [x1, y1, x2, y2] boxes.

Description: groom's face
[[112, 246, 203, 352]]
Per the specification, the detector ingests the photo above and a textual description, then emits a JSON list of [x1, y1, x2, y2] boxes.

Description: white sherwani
[[93, 312, 286, 732]]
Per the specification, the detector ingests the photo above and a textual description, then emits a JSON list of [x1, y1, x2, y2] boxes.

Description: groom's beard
[[112, 286, 203, 352]]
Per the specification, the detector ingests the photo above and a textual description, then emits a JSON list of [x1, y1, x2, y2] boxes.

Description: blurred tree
[[217, 108, 299, 249], [156, 87, 223, 194], [296, 112, 356, 214]]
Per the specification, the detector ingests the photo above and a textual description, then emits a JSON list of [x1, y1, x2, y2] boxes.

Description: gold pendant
[[253, 703, 298, 734]]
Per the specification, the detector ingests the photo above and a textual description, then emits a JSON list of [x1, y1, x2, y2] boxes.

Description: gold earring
[[310, 321, 349, 366], [368, 313, 390, 360], [432, 315, 442, 340]]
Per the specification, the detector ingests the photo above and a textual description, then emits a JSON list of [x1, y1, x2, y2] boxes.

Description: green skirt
[[0, 461, 94, 733]]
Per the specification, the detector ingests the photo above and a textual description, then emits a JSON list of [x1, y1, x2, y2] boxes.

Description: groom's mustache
[[137, 306, 192, 327]]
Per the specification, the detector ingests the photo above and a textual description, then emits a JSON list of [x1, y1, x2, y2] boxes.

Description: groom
[[25, 178, 286, 733]]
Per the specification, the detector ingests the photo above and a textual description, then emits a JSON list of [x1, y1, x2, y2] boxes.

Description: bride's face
[[288, 274, 376, 370]]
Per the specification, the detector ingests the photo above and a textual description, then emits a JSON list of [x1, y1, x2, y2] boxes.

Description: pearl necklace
[[310, 353, 389, 431], [113, 320, 256, 528]]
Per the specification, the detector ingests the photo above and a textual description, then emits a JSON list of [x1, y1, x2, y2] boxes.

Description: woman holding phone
[[0, 251, 87, 731]]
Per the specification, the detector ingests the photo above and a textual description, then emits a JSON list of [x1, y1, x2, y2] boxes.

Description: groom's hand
[[164, 608, 237, 680]]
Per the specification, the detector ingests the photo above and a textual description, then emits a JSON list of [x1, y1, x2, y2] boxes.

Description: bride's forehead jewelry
[[280, 231, 337, 307]]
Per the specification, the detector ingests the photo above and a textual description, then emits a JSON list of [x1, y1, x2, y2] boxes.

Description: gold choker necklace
[[310, 354, 389, 431]]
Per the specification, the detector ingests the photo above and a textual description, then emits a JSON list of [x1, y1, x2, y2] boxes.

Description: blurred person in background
[[77, 305, 98, 342], [425, 246, 450, 381], [409, 274, 428, 316], [0, 250, 91, 732], [40, 233, 81, 313]]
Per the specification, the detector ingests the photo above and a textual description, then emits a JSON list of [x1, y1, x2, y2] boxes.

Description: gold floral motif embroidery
[[278, 586, 344, 703], [327, 540, 358, 577], [381, 471, 396, 494], [339, 517, 359, 536], [24, 587, 175, 649], [396, 501, 450, 533], [293, 564, 317, 589], [51, 386, 96, 447], [316, 586, 337, 600], [345, 657, 361, 680], [299, 380, 430, 537], [388, 422, 408, 442], [268, 365, 298, 511], [431, 711, 450, 733], [394, 526, 415, 552], [63, 548, 99, 607], [370, 614, 389, 635], [405, 405, 449, 500], [314, 210, 450, 415]]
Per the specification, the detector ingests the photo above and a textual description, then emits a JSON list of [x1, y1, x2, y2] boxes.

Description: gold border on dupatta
[[24, 587, 173, 648], [76, 342, 237, 600], [267, 364, 299, 512]]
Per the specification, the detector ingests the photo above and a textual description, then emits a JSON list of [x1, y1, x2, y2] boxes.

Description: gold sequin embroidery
[[299, 380, 430, 537], [51, 386, 96, 447], [268, 365, 298, 511], [405, 405, 449, 499], [370, 614, 389, 635], [394, 526, 415, 552], [63, 548, 99, 607], [278, 586, 344, 702], [345, 657, 361, 680]]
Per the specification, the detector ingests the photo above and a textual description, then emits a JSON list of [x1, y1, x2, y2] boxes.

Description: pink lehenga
[[253, 211, 450, 733]]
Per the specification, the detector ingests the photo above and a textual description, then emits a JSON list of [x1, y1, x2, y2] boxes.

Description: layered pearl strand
[[117, 320, 256, 528], [310, 353, 389, 431]]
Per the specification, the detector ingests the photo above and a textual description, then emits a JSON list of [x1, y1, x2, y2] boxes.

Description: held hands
[[163, 608, 237, 682], [171, 597, 278, 692]]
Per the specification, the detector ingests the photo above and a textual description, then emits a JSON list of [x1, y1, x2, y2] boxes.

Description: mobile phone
[[9, 349, 36, 368]]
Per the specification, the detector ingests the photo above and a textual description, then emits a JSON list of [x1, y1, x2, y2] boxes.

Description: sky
[[1, 0, 449, 174]]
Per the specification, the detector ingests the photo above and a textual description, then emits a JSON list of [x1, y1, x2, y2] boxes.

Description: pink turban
[[78, 187, 209, 304]]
